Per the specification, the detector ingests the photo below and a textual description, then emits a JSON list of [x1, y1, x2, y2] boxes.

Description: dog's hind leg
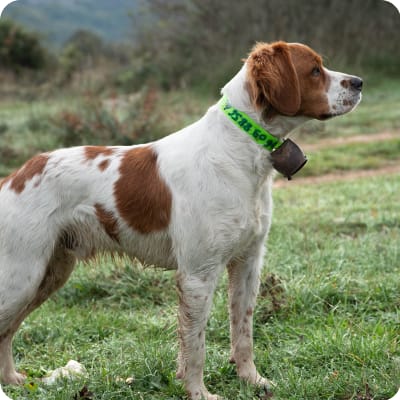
[[0, 247, 76, 385]]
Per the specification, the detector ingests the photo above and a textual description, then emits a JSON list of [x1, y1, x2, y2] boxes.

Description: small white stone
[[42, 360, 87, 385]]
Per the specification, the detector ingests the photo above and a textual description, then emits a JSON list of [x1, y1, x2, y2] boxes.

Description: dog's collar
[[219, 95, 308, 180], [219, 95, 283, 152]]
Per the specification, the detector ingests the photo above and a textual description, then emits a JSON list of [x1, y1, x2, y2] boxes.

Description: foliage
[[58, 30, 106, 82], [132, 0, 400, 89], [57, 30, 132, 86], [0, 19, 48, 72], [51, 87, 164, 147], [2, 0, 398, 92]]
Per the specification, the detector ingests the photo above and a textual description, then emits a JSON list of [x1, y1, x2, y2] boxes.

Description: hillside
[[2, 0, 138, 47]]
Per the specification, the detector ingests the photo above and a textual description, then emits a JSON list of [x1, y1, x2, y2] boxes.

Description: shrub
[[59, 30, 105, 82], [51, 87, 164, 147], [0, 19, 48, 72]]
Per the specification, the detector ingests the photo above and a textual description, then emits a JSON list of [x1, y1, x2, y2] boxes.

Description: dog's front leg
[[0, 332, 26, 385], [176, 269, 222, 400], [227, 245, 271, 389]]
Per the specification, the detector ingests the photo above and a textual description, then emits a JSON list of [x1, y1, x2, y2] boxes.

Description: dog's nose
[[350, 77, 363, 92]]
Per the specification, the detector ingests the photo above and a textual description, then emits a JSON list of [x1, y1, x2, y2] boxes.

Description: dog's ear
[[246, 41, 301, 116]]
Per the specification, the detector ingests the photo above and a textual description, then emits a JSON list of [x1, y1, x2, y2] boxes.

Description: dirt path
[[274, 164, 400, 188], [300, 131, 399, 152]]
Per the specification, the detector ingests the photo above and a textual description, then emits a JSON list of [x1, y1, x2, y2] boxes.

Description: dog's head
[[246, 41, 362, 121]]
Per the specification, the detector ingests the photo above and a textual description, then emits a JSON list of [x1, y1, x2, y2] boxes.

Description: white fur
[[0, 45, 361, 400], [325, 68, 363, 116]]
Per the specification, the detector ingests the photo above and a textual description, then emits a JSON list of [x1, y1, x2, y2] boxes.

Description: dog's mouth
[[319, 93, 362, 120], [342, 93, 362, 110]]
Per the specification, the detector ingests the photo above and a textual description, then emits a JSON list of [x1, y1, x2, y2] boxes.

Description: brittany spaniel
[[0, 41, 362, 399]]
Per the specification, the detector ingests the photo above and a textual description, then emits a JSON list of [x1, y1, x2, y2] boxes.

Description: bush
[[59, 30, 104, 77], [0, 19, 48, 72], [58, 30, 132, 88], [51, 87, 164, 147]]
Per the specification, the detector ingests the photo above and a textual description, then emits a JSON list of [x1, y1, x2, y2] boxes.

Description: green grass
[[298, 138, 400, 177], [4, 175, 399, 400]]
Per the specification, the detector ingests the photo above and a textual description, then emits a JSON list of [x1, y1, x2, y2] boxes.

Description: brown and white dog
[[0, 41, 362, 399]]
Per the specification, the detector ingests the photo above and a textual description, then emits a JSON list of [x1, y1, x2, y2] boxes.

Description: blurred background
[[0, 4, 399, 399], [0, 0, 399, 178]]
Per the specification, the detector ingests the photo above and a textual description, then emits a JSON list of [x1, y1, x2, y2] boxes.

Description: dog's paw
[[186, 387, 223, 400], [237, 364, 274, 391], [255, 375, 275, 390], [191, 392, 222, 400], [206, 395, 222, 400], [1, 371, 26, 385]]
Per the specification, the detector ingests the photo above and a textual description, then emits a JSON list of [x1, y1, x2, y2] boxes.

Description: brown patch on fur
[[84, 146, 114, 160], [0, 178, 6, 191], [98, 159, 110, 171], [114, 146, 172, 234], [286, 43, 331, 119], [246, 41, 301, 116], [94, 203, 120, 243], [2, 154, 49, 194], [246, 41, 331, 120], [341, 79, 350, 89]]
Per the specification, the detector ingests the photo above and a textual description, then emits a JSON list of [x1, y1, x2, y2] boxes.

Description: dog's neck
[[221, 64, 310, 138]]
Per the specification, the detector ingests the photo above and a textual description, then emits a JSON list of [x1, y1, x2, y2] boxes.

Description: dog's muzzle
[[270, 139, 307, 180]]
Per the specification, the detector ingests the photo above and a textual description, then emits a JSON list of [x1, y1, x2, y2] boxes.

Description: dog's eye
[[312, 67, 321, 77]]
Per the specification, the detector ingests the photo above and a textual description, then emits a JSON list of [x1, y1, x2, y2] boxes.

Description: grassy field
[[3, 174, 399, 400], [1, 76, 399, 399]]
